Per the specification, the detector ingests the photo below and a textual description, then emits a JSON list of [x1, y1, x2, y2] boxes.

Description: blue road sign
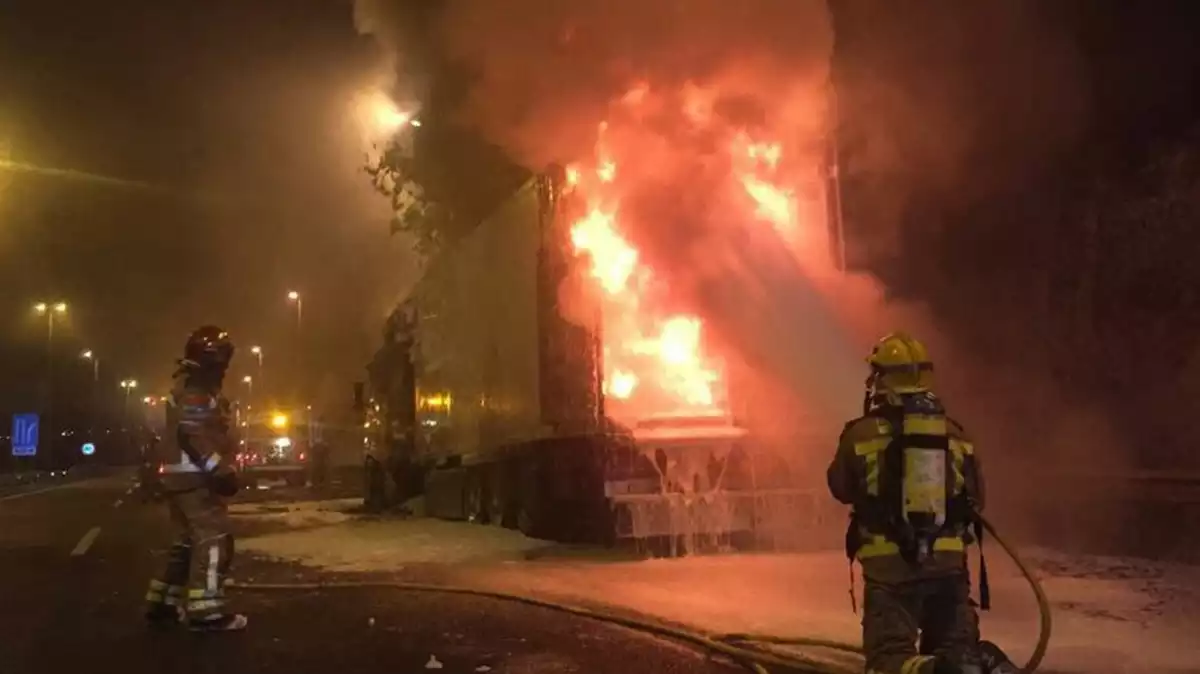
[[11, 413, 39, 457], [81, 442, 96, 456]]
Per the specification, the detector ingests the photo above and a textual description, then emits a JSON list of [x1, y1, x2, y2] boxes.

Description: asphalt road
[[0, 474, 741, 674]]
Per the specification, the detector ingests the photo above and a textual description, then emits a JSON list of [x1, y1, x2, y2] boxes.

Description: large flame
[[565, 84, 812, 427]]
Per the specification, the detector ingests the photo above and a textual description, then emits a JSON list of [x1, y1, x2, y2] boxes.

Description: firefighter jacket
[[158, 374, 237, 492], [827, 392, 985, 583]]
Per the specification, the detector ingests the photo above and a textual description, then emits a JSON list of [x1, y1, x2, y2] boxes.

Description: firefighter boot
[[978, 641, 1020, 674], [144, 542, 190, 627]]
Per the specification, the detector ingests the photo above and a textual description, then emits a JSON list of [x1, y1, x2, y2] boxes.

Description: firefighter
[[143, 325, 247, 632], [828, 332, 984, 674]]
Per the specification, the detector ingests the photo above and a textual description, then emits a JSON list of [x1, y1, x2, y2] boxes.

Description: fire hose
[[230, 515, 1051, 674]]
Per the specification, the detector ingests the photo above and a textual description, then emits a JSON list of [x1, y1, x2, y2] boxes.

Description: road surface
[[0, 474, 740, 674]]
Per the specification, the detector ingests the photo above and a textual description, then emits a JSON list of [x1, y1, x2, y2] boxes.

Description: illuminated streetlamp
[[80, 349, 99, 382], [286, 293, 303, 332], [242, 375, 253, 398], [250, 345, 264, 389], [359, 90, 418, 135], [80, 350, 100, 436], [287, 290, 302, 328], [119, 379, 137, 422], [33, 301, 68, 349]]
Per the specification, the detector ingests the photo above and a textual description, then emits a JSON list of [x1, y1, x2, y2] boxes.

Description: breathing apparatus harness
[[846, 369, 991, 613]]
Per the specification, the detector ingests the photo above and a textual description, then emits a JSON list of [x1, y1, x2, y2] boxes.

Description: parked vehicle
[[236, 408, 313, 488]]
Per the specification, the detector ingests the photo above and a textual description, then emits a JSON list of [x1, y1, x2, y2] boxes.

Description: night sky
[[0, 0, 414, 415]]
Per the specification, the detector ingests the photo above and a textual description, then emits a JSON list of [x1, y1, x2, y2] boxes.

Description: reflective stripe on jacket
[[828, 408, 984, 582]]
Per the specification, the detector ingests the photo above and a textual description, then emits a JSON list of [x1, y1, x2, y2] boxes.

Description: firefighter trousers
[[145, 485, 235, 620], [862, 573, 980, 674]]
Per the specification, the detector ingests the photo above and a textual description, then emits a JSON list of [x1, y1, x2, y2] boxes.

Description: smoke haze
[[355, 0, 1145, 550]]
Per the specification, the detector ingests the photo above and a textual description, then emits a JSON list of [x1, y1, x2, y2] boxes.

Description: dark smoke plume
[[430, 0, 831, 169], [356, 2, 1133, 553]]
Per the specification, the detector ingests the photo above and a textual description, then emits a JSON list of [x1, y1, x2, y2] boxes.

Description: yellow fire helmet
[[866, 331, 934, 394]]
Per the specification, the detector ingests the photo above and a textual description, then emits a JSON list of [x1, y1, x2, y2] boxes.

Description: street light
[[80, 350, 100, 436], [286, 292, 304, 400], [31, 301, 68, 469], [250, 345, 264, 388], [33, 300, 68, 348], [286, 291, 303, 331], [242, 375, 253, 398], [119, 379, 137, 425], [80, 349, 99, 382]]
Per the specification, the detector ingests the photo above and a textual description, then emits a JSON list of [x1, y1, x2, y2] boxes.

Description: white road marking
[[70, 526, 102, 557]]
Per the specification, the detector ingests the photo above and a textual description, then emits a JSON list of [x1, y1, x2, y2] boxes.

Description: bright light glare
[[120, 379, 137, 389], [81, 349, 93, 359], [353, 88, 421, 139], [287, 291, 300, 301], [250, 345, 262, 355], [33, 303, 47, 313], [273, 436, 292, 449], [53, 302, 67, 313], [369, 94, 408, 132], [242, 375, 253, 384], [270, 413, 289, 429]]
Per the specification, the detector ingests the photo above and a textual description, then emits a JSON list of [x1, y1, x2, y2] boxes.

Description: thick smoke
[[356, 0, 1134, 550], [434, 0, 832, 168], [430, 1, 872, 433]]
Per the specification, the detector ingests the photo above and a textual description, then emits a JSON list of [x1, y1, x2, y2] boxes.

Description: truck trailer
[[366, 169, 835, 554]]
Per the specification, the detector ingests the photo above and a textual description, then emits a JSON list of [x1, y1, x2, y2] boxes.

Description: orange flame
[[565, 85, 810, 426]]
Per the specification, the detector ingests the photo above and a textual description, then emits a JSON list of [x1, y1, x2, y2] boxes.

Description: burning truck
[[364, 85, 843, 554]]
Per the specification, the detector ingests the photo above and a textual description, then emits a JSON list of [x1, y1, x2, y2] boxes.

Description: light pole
[[286, 291, 303, 331], [33, 301, 68, 354], [80, 350, 100, 436], [250, 345, 264, 395], [33, 301, 67, 469], [242, 375, 254, 399], [120, 379, 137, 424], [286, 292, 303, 402], [80, 349, 99, 382]]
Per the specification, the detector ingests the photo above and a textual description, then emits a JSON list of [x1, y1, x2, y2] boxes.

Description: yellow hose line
[[709, 515, 1054, 673], [231, 579, 850, 674], [230, 516, 1050, 674], [981, 515, 1053, 673]]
